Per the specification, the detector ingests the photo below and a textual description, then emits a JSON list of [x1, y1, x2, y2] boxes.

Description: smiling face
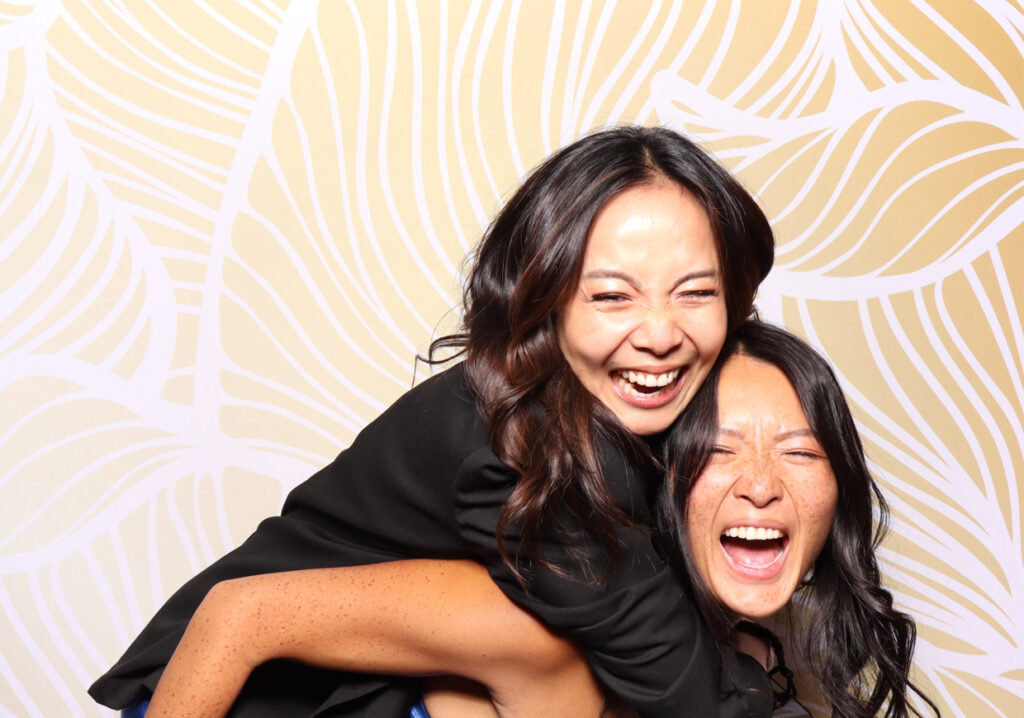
[[686, 353, 838, 619], [557, 182, 728, 436]]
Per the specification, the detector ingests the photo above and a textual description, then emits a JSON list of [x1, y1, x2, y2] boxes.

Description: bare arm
[[144, 560, 610, 718]]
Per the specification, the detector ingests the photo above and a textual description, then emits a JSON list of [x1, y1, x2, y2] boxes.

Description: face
[[686, 354, 838, 619], [558, 182, 727, 435]]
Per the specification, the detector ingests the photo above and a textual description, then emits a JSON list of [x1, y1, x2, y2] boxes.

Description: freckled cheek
[[797, 478, 838, 553], [686, 482, 726, 566]]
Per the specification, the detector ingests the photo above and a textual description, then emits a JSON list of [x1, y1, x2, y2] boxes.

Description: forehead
[[582, 183, 717, 265], [716, 354, 808, 430]]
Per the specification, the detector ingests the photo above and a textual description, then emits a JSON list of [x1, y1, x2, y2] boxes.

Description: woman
[[660, 320, 939, 717], [142, 322, 938, 718], [89, 125, 775, 718]]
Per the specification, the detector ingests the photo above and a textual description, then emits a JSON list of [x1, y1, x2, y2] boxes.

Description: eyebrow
[[776, 428, 817, 441], [717, 427, 817, 441], [580, 268, 719, 290]]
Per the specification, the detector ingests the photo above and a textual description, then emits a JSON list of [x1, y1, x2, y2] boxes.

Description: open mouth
[[613, 368, 682, 399], [720, 526, 788, 573]]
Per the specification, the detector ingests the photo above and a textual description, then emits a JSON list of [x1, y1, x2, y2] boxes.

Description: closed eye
[[680, 289, 718, 298], [590, 292, 629, 303], [784, 449, 825, 460]]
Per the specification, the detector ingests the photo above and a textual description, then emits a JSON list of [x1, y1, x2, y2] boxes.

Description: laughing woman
[[90, 126, 775, 718], [659, 321, 939, 717]]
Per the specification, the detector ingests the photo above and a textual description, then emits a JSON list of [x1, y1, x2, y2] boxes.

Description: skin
[[144, 561, 613, 718], [558, 182, 727, 436], [686, 354, 838, 618]]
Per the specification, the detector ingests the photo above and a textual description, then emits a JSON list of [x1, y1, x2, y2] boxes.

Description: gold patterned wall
[[1, 1, 1021, 715]]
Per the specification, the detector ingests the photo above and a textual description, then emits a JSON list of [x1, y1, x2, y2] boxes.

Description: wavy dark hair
[[659, 321, 939, 717], [430, 125, 774, 578]]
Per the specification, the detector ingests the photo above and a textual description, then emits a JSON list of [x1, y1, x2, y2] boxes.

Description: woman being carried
[[90, 125, 775, 718]]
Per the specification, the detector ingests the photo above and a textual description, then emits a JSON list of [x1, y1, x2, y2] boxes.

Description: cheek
[[692, 306, 728, 359], [800, 480, 838, 555], [557, 305, 596, 366], [559, 304, 632, 361], [685, 480, 725, 560]]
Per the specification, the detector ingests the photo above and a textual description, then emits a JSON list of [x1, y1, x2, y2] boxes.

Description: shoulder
[[341, 362, 491, 473], [361, 362, 482, 437], [391, 361, 479, 419]]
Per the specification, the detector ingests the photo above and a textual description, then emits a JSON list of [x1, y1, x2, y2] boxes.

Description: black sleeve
[[453, 444, 772, 718]]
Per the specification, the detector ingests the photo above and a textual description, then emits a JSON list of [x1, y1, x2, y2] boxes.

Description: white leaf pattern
[[1, 1, 1021, 715]]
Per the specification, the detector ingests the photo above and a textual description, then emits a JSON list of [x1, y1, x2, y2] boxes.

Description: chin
[[732, 602, 786, 620], [721, 584, 793, 620], [615, 408, 677, 435]]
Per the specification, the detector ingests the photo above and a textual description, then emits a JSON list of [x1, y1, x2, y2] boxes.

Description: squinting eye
[[591, 293, 628, 303], [786, 450, 824, 460]]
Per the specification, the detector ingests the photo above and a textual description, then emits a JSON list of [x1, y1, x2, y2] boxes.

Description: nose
[[732, 457, 784, 508], [631, 306, 684, 356]]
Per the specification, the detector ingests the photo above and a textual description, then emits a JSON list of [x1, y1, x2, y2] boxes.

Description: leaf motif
[[773, 251, 1024, 714], [0, 353, 320, 712], [1, 2, 1021, 716], [840, 0, 1024, 107]]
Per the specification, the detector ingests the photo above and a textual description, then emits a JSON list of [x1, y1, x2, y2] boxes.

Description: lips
[[720, 526, 789, 579]]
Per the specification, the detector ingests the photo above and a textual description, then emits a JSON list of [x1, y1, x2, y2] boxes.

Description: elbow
[[187, 577, 267, 668], [199, 577, 251, 623], [497, 610, 583, 676], [485, 623, 606, 715]]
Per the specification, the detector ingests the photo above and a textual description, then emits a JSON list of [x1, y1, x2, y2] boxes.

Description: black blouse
[[89, 362, 770, 717]]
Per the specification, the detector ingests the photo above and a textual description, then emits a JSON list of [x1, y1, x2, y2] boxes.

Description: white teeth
[[723, 527, 784, 541], [618, 368, 680, 388]]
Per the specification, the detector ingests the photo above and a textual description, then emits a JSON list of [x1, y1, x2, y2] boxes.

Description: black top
[[89, 363, 770, 717]]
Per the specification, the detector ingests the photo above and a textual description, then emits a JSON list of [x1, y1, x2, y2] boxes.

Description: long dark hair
[[431, 125, 774, 579], [659, 321, 939, 717]]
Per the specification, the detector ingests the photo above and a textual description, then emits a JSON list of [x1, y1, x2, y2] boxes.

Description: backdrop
[[1, 1, 1022, 716]]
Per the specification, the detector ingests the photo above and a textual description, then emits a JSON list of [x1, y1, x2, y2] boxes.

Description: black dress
[[89, 363, 770, 717]]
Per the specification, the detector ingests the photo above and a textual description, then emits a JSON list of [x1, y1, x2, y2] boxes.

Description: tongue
[[722, 537, 782, 568]]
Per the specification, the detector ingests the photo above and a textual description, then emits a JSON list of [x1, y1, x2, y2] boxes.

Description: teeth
[[723, 527, 784, 541], [618, 369, 679, 388]]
